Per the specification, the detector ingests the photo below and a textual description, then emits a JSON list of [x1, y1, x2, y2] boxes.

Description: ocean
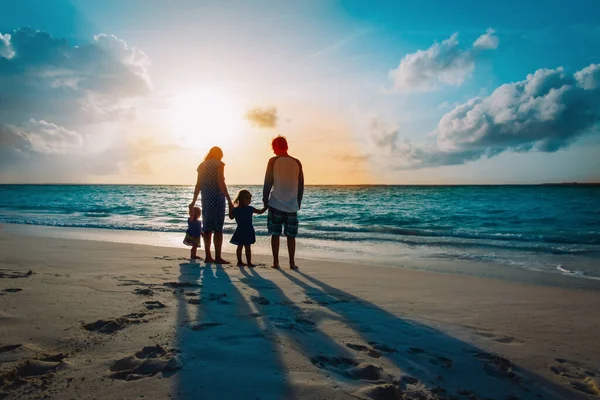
[[1, 184, 599, 280]]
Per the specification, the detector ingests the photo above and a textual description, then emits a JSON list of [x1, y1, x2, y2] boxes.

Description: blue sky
[[0, 0, 599, 184]]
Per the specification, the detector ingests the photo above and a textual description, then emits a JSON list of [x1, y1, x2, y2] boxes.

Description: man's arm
[[262, 157, 276, 207], [297, 159, 304, 209]]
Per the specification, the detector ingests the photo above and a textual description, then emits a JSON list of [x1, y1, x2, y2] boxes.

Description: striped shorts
[[267, 207, 299, 237]]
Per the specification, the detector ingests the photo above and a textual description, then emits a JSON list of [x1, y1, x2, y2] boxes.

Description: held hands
[[255, 206, 268, 215], [228, 202, 234, 220]]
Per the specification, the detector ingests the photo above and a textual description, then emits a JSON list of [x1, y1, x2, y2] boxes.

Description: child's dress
[[230, 206, 256, 245], [183, 219, 202, 247]]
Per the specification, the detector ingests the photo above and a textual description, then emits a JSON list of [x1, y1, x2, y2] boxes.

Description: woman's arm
[[189, 171, 202, 208], [217, 163, 232, 205]]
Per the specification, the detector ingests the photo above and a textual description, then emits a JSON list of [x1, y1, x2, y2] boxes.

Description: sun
[[168, 90, 242, 149]]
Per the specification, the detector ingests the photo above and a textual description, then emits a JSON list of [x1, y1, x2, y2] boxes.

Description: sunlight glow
[[168, 90, 242, 149]]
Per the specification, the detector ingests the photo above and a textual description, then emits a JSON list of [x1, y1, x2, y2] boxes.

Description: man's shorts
[[267, 207, 299, 237]]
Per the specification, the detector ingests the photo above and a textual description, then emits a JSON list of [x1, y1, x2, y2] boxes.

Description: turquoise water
[[0, 184, 599, 278]]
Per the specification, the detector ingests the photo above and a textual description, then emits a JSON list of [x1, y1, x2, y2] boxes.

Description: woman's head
[[204, 146, 224, 161], [233, 189, 252, 207]]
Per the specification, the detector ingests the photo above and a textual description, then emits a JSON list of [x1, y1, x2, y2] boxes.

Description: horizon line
[[0, 182, 598, 187]]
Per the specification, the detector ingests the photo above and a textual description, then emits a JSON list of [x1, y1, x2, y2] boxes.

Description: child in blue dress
[[184, 206, 202, 260], [228, 189, 266, 267]]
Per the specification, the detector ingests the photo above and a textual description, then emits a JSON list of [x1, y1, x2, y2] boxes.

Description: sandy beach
[[1, 229, 599, 399]]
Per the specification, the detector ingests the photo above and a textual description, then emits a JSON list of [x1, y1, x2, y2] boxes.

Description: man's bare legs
[[271, 235, 280, 269], [271, 235, 297, 269], [214, 232, 230, 264], [287, 236, 297, 269], [202, 232, 214, 263]]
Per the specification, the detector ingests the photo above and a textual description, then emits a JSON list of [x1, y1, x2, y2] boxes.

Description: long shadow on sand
[[172, 262, 291, 399], [238, 266, 367, 398], [272, 269, 580, 400]]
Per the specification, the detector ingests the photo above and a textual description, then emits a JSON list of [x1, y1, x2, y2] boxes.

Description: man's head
[[271, 136, 288, 156]]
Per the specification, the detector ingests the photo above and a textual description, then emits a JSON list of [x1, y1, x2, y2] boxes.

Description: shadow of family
[[170, 263, 576, 400]]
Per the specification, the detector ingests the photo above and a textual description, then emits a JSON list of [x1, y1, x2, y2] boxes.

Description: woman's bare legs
[[214, 232, 230, 264], [203, 232, 215, 263]]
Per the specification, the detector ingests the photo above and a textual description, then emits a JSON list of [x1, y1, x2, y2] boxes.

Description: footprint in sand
[[110, 345, 182, 381], [551, 358, 600, 396], [82, 312, 148, 334], [144, 300, 166, 310], [208, 293, 230, 304], [117, 279, 142, 286], [408, 347, 453, 370], [190, 322, 222, 331], [353, 374, 435, 400], [0, 269, 33, 279], [345, 343, 382, 359], [0, 352, 68, 391], [250, 295, 270, 305], [2, 288, 22, 293], [368, 342, 397, 354], [474, 331, 522, 345], [0, 344, 22, 353], [133, 288, 154, 296], [164, 281, 201, 289], [311, 355, 388, 383], [470, 350, 520, 383]]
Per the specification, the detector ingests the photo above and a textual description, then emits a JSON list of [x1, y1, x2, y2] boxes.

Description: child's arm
[[188, 204, 193, 216], [254, 206, 268, 215], [228, 203, 234, 220]]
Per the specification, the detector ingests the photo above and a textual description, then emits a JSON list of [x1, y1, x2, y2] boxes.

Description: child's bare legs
[[244, 245, 255, 267], [236, 245, 246, 266], [203, 232, 215, 263], [190, 245, 201, 260]]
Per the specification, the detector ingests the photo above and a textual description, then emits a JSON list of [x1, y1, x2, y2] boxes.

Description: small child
[[228, 189, 266, 267], [184, 206, 202, 260]]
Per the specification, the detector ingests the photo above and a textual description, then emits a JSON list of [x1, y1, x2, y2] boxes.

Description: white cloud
[[0, 27, 152, 126], [473, 28, 499, 50], [575, 63, 600, 90], [388, 29, 499, 92], [0, 33, 14, 59], [396, 63, 600, 168], [0, 27, 157, 180], [1, 119, 83, 155], [369, 115, 399, 150], [93, 33, 152, 91]]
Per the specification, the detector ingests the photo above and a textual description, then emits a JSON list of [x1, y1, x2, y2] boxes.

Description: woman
[[189, 146, 233, 264]]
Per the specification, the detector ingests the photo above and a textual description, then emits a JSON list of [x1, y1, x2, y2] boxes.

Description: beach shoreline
[[1, 229, 599, 399], [2, 222, 600, 291]]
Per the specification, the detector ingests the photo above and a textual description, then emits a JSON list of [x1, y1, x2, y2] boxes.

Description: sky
[[0, 0, 599, 184]]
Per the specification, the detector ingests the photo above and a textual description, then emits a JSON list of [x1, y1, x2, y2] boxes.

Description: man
[[263, 136, 304, 270]]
